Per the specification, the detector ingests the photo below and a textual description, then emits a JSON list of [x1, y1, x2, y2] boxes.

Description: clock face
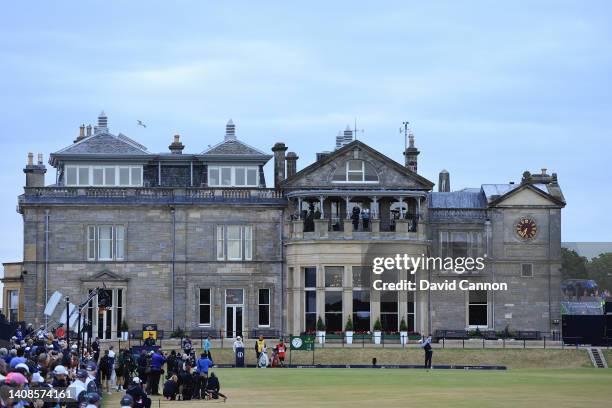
[[516, 217, 537, 240]]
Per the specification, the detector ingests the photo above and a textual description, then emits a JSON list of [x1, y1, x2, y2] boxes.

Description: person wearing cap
[[69, 369, 89, 403], [149, 349, 165, 395], [85, 392, 101, 408], [52, 365, 70, 387], [85, 361, 103, 401], [182, 336, 193, 356], [127, 377, 151, 408], [120, 393, 134, 408], [232, 336, 244, 353]]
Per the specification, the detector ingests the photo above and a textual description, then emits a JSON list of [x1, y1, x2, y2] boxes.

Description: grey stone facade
[[15, 113, 565, 339]]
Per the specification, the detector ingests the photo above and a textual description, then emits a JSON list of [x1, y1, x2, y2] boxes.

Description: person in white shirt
[[232, 336, 244, 353]]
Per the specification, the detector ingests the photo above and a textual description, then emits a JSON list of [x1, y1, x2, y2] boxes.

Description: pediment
[[490, 185, 564, 207], [80, 269, 129, 282], [282, 140, 433, 190]]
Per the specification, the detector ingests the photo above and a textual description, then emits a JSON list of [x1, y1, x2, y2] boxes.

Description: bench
[[250, 329, 281, 339], [515, 330, 541, 340], [434, 329, 469, 340], [186, 329, 218, 339]]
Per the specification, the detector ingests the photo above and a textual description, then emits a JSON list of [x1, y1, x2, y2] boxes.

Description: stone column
[[316, 265, 326, 326], [371, 196, 379, 219], [343, 266, 353, 331], [319, 196, 325, 218]]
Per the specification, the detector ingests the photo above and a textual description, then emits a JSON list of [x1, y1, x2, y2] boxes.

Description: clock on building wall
[[516, 217, 537, 240]]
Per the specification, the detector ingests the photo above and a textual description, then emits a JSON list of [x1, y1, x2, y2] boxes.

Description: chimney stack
[[438, 170, 450, 192], [74, 124, 86, 143], [24, 152, 46, 188], [271, 142, 288, 190], [95, 111, 108, 134], [168, 134, 185, 154], [286, 152, 298, 178], [225, 119, 236, 141], [403, 129, 420, 173]]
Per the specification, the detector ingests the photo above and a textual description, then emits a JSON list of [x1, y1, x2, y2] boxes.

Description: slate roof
[[201, 139, 269, 156], [429, 189, 487, 209], [53, 132, 150, 155]]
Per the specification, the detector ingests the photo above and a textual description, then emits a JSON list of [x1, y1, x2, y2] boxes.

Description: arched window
[[332, 160, 379, 183]]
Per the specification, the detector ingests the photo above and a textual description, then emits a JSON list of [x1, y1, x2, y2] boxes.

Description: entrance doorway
[[225, 289, 244, 338]]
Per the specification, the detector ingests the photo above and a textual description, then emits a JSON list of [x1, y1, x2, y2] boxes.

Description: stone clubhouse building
[[5, 112, 566, 339]]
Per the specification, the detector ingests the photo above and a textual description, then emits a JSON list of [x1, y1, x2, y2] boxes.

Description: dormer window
[[332, 160, 379, 183], [65, 165, 143, 187], [208, 166, 259, 187]]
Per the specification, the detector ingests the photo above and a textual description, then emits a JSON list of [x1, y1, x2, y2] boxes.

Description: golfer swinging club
[[420, 333, 433, 369]]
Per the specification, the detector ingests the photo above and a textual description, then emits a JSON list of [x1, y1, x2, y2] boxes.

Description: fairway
[[105, 368, 612, 407]]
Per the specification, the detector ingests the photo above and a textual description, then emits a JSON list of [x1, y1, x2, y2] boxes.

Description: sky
[[0, 1, 611, 287]]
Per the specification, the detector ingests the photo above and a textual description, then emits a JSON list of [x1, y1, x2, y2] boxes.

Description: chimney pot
[[541, 168, 547, 176], [37, 153, 43, 165], [168, 134, 185, 154], [286, 152, 299, 178], [27, 152, 33, 166], [438, 169, 450, 192], [225, 119, 236, 141], [86, 124, 92, 137], [272, 142, 288, 190]]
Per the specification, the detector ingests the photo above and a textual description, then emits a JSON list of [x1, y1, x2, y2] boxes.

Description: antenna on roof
[[400, 121, 410, 152]]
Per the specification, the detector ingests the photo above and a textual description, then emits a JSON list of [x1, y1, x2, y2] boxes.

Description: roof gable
[[202, 139, 270, 156], [282, 140, 434, 190], [54, 132, 150, 156], [488, 184, 565, 207]]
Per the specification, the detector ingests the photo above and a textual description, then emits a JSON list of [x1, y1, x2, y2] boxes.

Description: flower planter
[[317, 330, 326, 344], [400, 331, 408, 345], [345, 331, 353, 345], [373, 331, 382, 344]]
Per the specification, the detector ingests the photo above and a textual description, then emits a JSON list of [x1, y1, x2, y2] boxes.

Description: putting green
[[104, 367, 612, 407]]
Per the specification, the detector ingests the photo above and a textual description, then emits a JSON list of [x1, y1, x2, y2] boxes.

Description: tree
[[587, 252, 612, 292], [560, 248, 588, 280]]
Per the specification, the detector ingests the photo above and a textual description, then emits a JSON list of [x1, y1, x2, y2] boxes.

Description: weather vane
[[352, 118, 364, 140]]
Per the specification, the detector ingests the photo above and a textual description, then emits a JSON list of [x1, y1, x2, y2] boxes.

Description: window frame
[[65, 165, 143, 187], [521, 263, 534, 278], [7, 290, 19, 322], [208, 165, 259, 187], [467, 290, 489, 329], [199, 288, 212, 327], [216, 225, 253, 261], [258, 288, 271, 327], [86, 225, 126, 262], [331, 160, 379, 184]]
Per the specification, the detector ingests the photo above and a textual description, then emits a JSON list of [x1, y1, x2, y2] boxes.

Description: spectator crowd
[[0, 325, 227, 408]]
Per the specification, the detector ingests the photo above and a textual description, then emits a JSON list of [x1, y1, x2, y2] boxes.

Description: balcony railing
[[20, 187, 285, 205]]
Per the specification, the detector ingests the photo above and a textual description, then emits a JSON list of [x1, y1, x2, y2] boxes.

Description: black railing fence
[[84, 329, 611, 352]]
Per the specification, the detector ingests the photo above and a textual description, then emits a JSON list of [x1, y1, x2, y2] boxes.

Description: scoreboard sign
[[142, 323, 158, 340], [290, 335, 314, 351]]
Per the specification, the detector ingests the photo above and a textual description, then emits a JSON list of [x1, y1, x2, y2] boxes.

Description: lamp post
[[65, 296, 70, 343]]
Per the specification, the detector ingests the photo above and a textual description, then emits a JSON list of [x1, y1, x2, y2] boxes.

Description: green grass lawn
[[105, 367, 612, 407], [185, 348, 592, 369]]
